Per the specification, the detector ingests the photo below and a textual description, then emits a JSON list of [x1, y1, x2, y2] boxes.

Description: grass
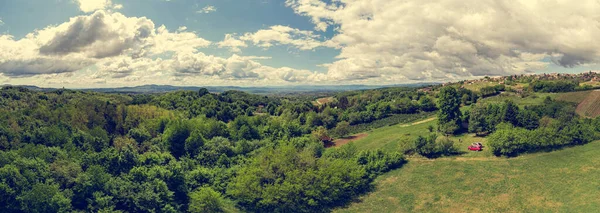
[[349, 117, 491, 158], [478, 92, 557, 106], [334, 92, 600, 212], [555, 90, 593, 103], [335, 141, 600, 213], [461, 82, 500, 91]]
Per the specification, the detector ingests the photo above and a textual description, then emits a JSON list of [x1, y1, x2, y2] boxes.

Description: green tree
[[334, 121, 350, 138], [163, 120, 191, 158], [437, 87, 462, 134], [17, 183, 71, 213], [185, 130, 205, 158], [189, 187, 225, 213]]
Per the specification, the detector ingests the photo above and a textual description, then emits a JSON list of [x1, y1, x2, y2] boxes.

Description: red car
[[468, 142, 483, 151]]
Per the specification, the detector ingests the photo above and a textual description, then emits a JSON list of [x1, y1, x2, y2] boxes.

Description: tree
[[185, 130, 205, 158], [501, 100, 519, 126], [418, 96, 436, 112], [311, 126, 331, 143], [468, 104, 489, 135], [334, 121, 350, 138], [163, 120, 191, 158], [189, 187, 226, 213], [437, 87, 462, 134], [17, 183, 72, 213], [414, 134, 437, 158]]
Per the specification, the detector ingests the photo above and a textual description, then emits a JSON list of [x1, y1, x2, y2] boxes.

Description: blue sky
[[0, 0, 337, 72], [0, 0, 599, 88]]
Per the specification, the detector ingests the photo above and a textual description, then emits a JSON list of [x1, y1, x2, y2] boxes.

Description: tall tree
[[437, 87, 462, 134]]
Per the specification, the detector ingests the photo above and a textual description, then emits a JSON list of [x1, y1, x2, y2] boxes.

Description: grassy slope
[[335, 141, 600, 213], [556, 90, 593, 104], [335, 92, 600, 212], [575, 90, 600, 118], [555, 90, 600, 118]]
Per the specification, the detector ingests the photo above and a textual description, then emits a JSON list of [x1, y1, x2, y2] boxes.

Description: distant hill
[[2, 83, 438, 94]]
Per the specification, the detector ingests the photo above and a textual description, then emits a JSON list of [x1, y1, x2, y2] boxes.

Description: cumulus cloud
[[0, 10, 319, 86], [218, 25, 335, 53], [74, 0, 121, 12], [0, 11, 209, 78], [218, 34, 247, 53], [285, 0, 600, 81], [197, 5, 217, 14], [239, 25, 330, 50], [38, 11, 154, 58]]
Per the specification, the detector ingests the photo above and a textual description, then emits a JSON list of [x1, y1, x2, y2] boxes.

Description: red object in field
[[468, 142, 483, 151]]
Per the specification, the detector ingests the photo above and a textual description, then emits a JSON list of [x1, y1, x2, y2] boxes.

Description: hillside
[[335, 141, 600, 212], [575, 90, 600, 118]]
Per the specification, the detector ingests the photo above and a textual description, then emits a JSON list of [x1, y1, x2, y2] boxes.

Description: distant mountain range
[[4, 83, 439, 94]]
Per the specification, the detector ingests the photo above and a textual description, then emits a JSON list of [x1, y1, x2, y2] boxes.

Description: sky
[[1, 0, 600, 88]]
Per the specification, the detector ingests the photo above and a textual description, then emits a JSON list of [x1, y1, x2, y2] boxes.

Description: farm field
[[575, 90, 600, 118], [334, 140, 600, 213]]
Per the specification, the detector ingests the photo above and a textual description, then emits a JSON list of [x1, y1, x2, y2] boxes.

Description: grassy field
[[460, 82, 500, 91], [555, 90, 593, 103], [335, 140, 600, 213], [333, 93, 600, 212], [478, 92, 557, 106], [349, 117, 491, 158]]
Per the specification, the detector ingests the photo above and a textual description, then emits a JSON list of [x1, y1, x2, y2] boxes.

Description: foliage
[[189, 187, 228, 213], [413, 134, 458, 158], [228, 143, 370, 213], [437, 87, 462, 134], [530, 80, 577, 93], [488, 121, 597, 157]]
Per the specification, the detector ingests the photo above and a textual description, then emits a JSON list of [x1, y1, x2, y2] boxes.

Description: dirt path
[[330, 133, 369, 148], [399, 117, 436, 127]]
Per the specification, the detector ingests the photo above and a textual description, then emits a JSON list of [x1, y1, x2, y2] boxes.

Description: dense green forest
[[1, 78, 599, 212], [0, 86, 433, 212]]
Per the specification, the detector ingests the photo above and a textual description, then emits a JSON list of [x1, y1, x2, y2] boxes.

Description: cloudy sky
[[1, 0, 600, 88]]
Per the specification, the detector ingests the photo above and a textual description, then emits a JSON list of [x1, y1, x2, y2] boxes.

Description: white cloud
[[197, 5, 217, 14], [0, 19, 4, 26], [38, 11, 155, 58], [0, 11, 319, 86], [239, 25, 331, 50], [218, 25, 336, 53], [218, 34, 247, 53], [285, 0, 600, 82], [74, 0, 121, 12]]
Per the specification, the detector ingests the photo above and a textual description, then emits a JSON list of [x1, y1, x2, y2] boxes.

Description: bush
[[488, 121, 597, 157], [414, 134, 458, 158]]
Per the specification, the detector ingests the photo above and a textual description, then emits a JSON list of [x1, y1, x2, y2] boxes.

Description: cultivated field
[[575, 90, 600, 118]]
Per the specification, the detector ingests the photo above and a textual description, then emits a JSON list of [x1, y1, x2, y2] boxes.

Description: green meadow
[[333, 92, 600, 212]]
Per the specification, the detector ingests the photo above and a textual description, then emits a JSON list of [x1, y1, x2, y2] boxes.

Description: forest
[[1, 78, 599, 212], [0, 86, 432, 213]]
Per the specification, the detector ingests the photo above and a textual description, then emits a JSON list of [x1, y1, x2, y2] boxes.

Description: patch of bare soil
[[330, 133, 369, 148]]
